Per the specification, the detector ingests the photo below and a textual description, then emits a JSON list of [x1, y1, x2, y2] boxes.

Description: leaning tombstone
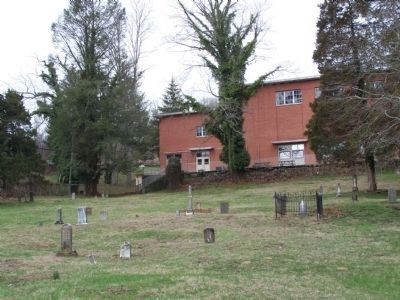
[[204, 228, 215, 243], [220, 202, 229, 214], [119, 241, 131, 259], [77, 207, 88, 225], [186, 185, 194, 216], [55, 208, 64, 225], [336, 183, 342, 197], [57, 224, 77, 256], [388, 187, 397, 203]]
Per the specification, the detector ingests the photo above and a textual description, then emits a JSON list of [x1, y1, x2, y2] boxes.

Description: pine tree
[[159, 78, 185, 113], [0, 90, 42, 191]]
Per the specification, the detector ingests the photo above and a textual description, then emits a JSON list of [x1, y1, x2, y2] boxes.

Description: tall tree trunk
[[365, 152, 377, 192], [85, 181, 98, 197]]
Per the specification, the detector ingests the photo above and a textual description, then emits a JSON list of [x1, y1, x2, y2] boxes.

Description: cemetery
[[0, 172, 399, 299]]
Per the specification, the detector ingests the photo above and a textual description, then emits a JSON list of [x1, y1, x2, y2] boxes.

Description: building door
[[196, 151, 210, 172]]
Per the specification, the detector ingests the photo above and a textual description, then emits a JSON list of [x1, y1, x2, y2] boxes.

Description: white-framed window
[[196, 126, 207, 137], [278, 144, 304, 161], [196, 151, 210, 157], [276, 90, 302, 106]]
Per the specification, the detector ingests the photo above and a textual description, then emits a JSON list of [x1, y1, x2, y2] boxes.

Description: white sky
[[0, 0, 322, 108]]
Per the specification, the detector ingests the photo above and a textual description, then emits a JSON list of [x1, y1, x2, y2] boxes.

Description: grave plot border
[[274, 191, 323, 219]]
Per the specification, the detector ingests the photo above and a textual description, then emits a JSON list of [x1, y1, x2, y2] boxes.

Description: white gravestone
[[336, 183, 342, 197], [186, 185, 194, 216], [120, 241, 131, 259], [77, 207, 88, 225]]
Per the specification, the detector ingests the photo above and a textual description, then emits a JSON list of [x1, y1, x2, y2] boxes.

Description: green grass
[[0, 171, 399, 299]]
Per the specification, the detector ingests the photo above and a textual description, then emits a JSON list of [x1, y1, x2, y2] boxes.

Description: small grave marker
[[85, 207, 92, 215], [220, 202, 229, 214], [388, 187, 397, 203], [336, 183, 342, 197], [120, 241, 131, 259], [176, 210, 180, 217], [88, 254, 96, 265], [55, 208, 63, 225], [71, 192, 76, 200], [204, 228, 215, 243], [77, 207, 88, 225], [99, 211, 108, 220]]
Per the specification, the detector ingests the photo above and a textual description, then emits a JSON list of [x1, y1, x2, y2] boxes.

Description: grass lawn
[[0, 172, 399, 299]]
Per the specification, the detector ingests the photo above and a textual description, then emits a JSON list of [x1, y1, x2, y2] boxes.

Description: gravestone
[[55, 208, 63, 225], [186, 185, 193, 216], [195, 202, 202, 210], [85, 207, 92, 215], [176, 210, 180, 217], [99, 211, 108, 220], [88, 254, 96, 265], [120, 241, 131, 259], [204, 228, 215, 243], [352, 175, 358, 201], [388, 188, 397, 203], [57, 224, 77, 256], [77, 207, 88, 225], [220, 202, 229, 214], [336, 183, 342, 197], [319, 185, 323, 195], [298, 200, 307, 218], [71, 192, 76, 200]]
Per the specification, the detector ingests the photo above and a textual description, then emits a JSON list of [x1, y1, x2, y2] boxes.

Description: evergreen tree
[[0, 90, 42, 191], [38, 0, 130, 195], [159, 78, 185, 113], [307, 0, 379, 191]]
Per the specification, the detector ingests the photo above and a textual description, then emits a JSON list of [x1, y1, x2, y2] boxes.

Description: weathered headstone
[[120, 241, 131, 259], [57, 224, 77, 256], [220, 202, 229, 214], [77, 207, 88, 225], [319, 185, 323, 195], [88, 254, 96, 265], [204, 228, 215, 243], [336, 183, 342, 197], [176, 210, 180, 217], [85, 207, 92, 215], [186, 185, 193, 216], [71, 192, 76, 200], [55, 208, 63, 225], [388, 187, 397, 203], [299, 200, 307, 218], [99, 211, 108, 220]]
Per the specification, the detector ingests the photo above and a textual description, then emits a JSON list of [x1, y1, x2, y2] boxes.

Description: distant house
[[158, 76, 320, 173]]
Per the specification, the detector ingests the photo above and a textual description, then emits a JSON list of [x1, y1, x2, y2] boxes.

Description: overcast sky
[[0, 0, 322, 107]]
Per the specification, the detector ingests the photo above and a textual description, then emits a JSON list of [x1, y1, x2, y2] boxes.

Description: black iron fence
[[274, 191, 323, 219]]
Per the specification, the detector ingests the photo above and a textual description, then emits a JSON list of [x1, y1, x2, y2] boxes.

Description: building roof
[[262, 75, 320, 86], [157, 75, 321, 118], [156, 111, 200, 118]]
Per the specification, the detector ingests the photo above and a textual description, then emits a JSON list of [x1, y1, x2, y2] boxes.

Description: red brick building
[[158, 76, 320, 173]]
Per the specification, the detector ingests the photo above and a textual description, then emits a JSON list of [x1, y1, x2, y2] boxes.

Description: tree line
[[1, 0, 399, 196]]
